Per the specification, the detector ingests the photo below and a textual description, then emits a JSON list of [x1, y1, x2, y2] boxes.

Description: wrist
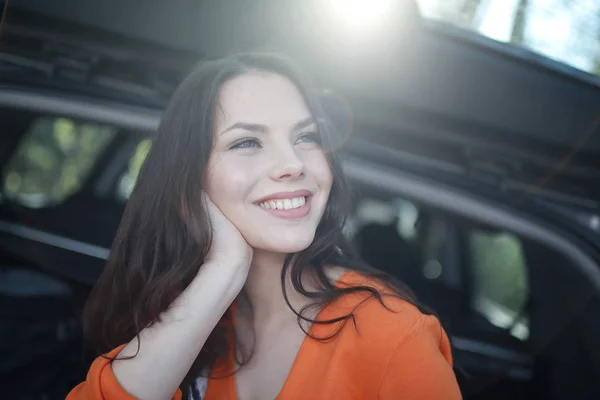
[[191, 260, 247, 299]]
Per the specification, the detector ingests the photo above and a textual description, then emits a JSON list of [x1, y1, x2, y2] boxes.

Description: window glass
[[351, 197, 447, 283], [3, 117, 116, 208], [116, 138, 151, 201], [468, 230, 530, 340]]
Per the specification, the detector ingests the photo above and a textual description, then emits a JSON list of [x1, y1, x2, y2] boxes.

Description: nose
[[269, 143, 305, 181]]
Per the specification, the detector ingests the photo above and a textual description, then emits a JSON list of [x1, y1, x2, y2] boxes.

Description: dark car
[[1, 1, 600, 399]]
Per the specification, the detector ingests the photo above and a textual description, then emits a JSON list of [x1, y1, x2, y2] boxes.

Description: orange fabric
[[66, 345, 182, 400], [68, 271, 462, 399]]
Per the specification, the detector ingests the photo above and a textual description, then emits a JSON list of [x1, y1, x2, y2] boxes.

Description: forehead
[[216, 72, 311, 128]]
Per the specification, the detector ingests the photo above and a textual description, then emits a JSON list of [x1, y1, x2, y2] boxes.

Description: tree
[[511, 0, 530, 44], [419, 0, 485, 29], [3, 117, 116, 207], [461, 0, 485, 26]]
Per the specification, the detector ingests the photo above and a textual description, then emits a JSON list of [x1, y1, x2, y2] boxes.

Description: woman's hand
[[202, 193, 253, 274]]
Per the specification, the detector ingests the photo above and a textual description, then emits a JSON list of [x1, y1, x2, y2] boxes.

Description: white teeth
[[258, 196, 307, 210]]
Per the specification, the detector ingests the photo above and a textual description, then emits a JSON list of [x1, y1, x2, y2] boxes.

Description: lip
[[253, 189, 313, 220]]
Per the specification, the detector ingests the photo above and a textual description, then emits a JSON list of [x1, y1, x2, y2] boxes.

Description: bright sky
[[417, 0, 600, 75], [477, 0, 519, 41]]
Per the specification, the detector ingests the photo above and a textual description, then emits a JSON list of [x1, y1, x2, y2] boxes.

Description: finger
[[201, 191, 217, 215]]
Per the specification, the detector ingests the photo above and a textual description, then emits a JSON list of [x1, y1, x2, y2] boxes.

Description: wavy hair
[[83, 53, 434, 391]]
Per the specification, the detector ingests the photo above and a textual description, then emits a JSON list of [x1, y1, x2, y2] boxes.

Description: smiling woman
[[206, 73, 332, 254], [66, 53, 462, 400]]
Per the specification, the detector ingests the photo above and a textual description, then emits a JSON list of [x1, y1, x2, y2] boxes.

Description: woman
[[68, 53, 462, 400]]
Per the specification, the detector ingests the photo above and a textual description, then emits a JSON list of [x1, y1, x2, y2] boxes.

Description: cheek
[[205, 153, 259, 223], [308, 152, 333, 191]]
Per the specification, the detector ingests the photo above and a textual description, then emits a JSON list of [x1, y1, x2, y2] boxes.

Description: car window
[[468, 230, 530, 340], [2, 117, 117, 208], [116, 138, 151, 201], [350, 196, 531, 342], [350, 197, 451, 288]]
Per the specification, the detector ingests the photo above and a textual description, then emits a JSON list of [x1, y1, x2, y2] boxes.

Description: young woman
[[68, 53, 462, 400]]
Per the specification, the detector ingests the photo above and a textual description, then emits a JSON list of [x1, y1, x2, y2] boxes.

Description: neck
[[242, 250, 308, 324]]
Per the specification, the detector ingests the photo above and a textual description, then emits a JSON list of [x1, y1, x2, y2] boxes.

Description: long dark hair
[[83, 53, 434, 389]]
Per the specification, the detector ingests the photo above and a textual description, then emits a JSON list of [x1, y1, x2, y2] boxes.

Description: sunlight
[[324, 0, 394, 33]]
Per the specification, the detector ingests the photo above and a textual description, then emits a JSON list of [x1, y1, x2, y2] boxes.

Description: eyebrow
[[292, 117, 316, 131], [220, 117, 316, 136], [220, 122, 269, 135]]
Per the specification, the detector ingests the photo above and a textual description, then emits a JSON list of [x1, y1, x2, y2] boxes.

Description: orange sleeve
[[66, 345, 183, 400], [377, 315, 462, 400]]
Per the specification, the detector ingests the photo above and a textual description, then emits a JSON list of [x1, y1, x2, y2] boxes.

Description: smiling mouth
[[257, 196, 307, 210], [254, 193, 312, 220]]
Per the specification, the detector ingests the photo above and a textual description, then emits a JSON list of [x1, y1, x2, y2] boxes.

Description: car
[[1, 1, 599, 399]]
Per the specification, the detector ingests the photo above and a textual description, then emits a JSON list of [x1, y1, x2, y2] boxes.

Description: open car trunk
[[10, 0, 600, 208]]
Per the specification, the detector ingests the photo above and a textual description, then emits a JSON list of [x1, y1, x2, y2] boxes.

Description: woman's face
[[206, 72, 333, 253]]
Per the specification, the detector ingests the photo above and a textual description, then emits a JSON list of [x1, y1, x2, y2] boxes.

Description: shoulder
[[323, 270, 450, 362], [321, 270, 461, 398], [333, 270, 432, 331]]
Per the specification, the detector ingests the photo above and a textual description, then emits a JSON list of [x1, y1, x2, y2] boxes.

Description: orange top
[[67, 271, 462, 399]]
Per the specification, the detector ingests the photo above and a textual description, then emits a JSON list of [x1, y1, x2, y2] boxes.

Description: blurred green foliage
[[469, 231, 528, 313], [116, 138, 152, 201], [3, 117, 116, 208]]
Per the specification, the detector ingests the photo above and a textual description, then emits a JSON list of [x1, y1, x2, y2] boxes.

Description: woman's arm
[[67, 261, 246, 400], [111, 261, 246, 400], [68, 196, 252, 400]]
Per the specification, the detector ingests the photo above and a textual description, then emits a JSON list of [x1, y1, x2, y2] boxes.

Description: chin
[[251, 233, 316, 254]]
